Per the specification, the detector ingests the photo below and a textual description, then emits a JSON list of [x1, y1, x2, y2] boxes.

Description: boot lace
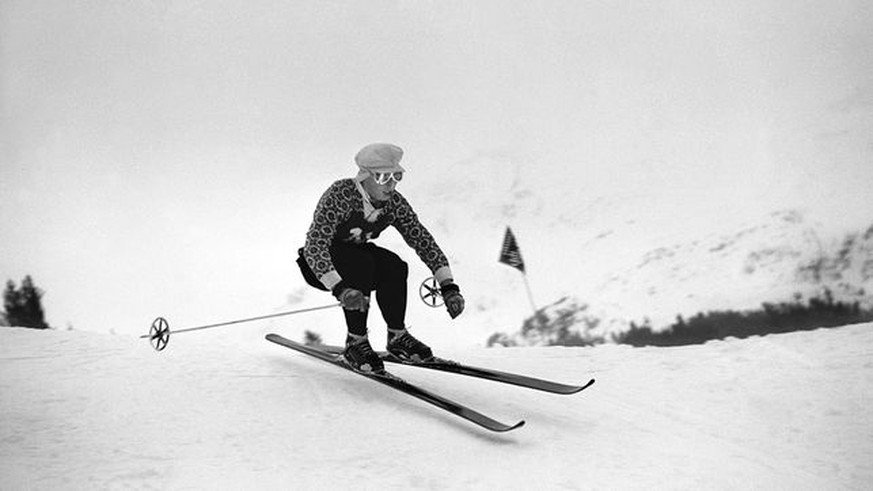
[[345, 337, 382, 372], [389, 330, 432, 361]]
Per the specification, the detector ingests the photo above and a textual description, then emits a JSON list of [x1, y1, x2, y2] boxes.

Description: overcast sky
[[2, 0, 872, 337]]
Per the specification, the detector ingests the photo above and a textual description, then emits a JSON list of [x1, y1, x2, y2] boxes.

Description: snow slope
[[2, 323, 872, 489]]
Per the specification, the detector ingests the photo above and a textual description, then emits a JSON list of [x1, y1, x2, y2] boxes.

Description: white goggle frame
[[372, 171, 403, 185]]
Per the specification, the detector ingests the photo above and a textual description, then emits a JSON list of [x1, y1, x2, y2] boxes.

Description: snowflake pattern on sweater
[[302, 179, 451, 290]]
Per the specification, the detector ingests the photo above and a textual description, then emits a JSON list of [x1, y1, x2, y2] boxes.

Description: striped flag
[[499, 226, 525, 273]]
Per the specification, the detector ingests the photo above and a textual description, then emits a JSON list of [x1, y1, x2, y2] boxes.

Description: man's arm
[[390, 192, 453, 283], [302, 181, 349, 291]]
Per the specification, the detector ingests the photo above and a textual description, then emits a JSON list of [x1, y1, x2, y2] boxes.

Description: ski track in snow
[[1, 324, 872, 489]]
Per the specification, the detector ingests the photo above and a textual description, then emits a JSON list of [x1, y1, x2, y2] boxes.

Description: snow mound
[[2, 324, 872, 489]]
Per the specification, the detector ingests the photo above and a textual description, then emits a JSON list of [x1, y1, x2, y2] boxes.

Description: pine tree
[[3, 276, 49, 329], [3, 280, 20, 324]]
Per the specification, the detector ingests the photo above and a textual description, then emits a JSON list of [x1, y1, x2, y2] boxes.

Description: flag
[[499, 226, 525, 273]]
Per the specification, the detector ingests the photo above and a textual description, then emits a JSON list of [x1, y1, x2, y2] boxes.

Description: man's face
[[362, 172, 401, 202]]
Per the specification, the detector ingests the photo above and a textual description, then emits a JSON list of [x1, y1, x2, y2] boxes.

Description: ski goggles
[[371, 171, 403, 185]]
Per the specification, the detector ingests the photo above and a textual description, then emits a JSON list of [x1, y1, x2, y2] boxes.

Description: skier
[[297, 143, 465, 373]]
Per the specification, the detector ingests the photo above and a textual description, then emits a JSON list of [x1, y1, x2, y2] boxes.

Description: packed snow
[[2, 322, 872, 489]]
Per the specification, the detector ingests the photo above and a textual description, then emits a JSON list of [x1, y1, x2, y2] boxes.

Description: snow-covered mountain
[[599, 210, 873, 317], [2, 324, 872, 488], [505, 214, 873, 346]]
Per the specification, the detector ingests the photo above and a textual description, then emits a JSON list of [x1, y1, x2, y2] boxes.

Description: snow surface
[[2, 323, 872, 489]]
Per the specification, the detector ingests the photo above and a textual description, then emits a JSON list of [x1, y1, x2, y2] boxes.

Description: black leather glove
[[332, 282, 369, 311], [440, 282, 465, 319]]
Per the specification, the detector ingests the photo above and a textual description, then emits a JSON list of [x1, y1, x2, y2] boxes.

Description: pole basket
[[141, 303, 340, 352], [419, 276, 444, 307], [149, 317, 170, 351]]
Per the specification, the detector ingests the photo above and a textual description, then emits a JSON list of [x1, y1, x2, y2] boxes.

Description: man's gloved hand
[[440, 281, 465, 319], [333, 283, 369, 312]]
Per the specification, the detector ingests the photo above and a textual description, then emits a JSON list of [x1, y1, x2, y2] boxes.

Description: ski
[[316, 344, 595, 395], [265, 334, 525, 433]]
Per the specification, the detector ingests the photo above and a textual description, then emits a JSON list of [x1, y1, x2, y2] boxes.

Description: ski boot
[[342, 334, 384, 373], [386, 328, 434, 363]]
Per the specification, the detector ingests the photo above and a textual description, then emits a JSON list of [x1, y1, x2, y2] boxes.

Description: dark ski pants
[[329, 242, 409, 337]]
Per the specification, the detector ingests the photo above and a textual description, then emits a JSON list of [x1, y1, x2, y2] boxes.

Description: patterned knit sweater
[[302, 179, 452, 291]]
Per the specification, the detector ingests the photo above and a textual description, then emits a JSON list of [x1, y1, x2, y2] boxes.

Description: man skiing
[[297, 143, 465, 373]]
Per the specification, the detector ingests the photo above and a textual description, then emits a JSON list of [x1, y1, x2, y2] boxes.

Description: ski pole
[[141, 303, 340, 351]]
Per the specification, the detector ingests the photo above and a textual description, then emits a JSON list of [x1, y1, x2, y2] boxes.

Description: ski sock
[[343, 307, 369, 337], [387, 327, 407, 343], [346, 332, 369, 346]]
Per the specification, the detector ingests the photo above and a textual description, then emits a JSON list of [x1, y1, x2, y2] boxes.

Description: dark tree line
[[614, 289, 873, 347], [3, 275, 49, 329]]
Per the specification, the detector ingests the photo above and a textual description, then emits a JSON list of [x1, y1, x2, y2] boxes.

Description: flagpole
[[499, 225, 537, 314], [522, 273, 537, 314]]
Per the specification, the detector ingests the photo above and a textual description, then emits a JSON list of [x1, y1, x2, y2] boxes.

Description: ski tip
[[562, 378, 596, 395], [486, 419, 525, 432], [497, 419, 526, 432]]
